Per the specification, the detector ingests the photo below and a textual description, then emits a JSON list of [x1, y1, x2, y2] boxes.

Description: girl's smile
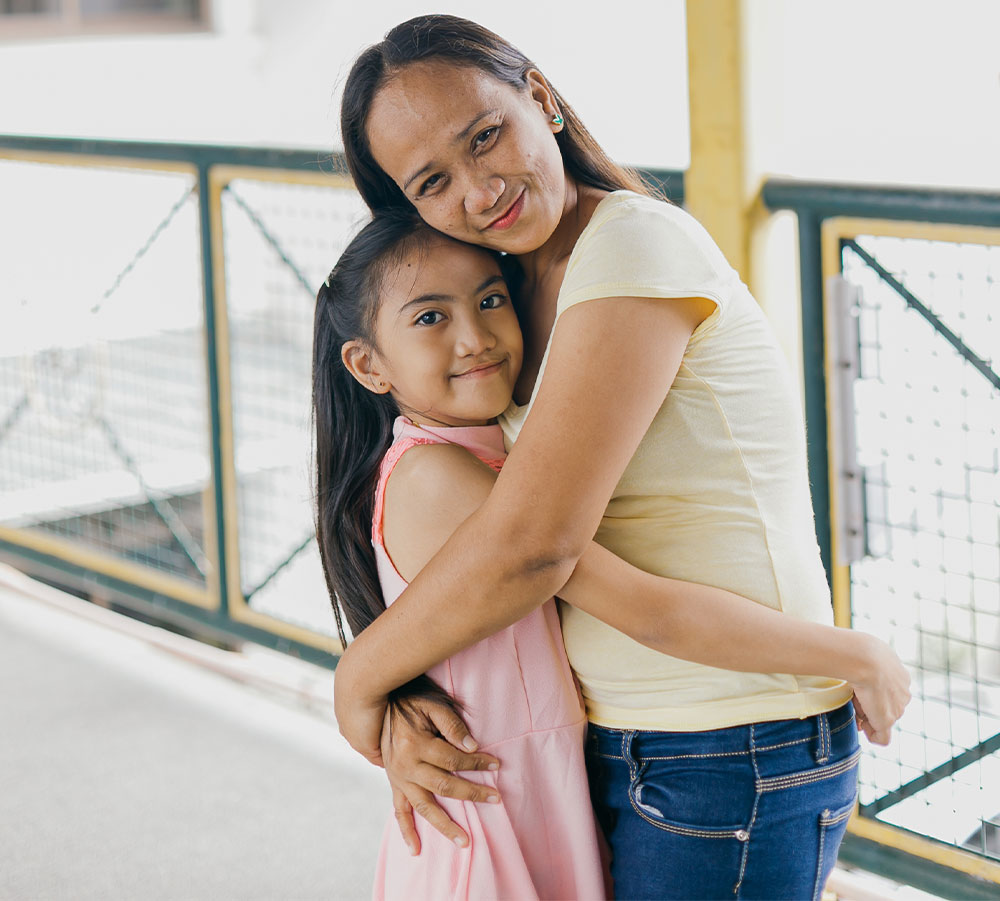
[[342, 234, 523, 429]]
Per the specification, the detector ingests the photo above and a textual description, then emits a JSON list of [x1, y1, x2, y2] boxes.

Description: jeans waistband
[[587, 701, 856, 760]]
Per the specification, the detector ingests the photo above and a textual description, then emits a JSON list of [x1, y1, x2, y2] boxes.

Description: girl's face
[[346, 236, 523, 428], [365, 61, 569, 257]]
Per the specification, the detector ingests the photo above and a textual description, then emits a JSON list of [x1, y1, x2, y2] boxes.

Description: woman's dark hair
[[313, 207, 459, 716], [341, 14, 655, 214]]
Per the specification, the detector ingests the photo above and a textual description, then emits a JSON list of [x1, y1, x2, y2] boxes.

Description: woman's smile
[[485, 191, 526, 231]]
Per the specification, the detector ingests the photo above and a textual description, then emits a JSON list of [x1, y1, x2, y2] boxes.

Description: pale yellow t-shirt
[[500, 191, 853, 731]]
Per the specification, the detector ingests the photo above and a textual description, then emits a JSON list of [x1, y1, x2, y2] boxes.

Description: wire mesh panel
[[0, 157, 213, 594], [219, 175, 368, 638], [839, 232, 1000, 860]]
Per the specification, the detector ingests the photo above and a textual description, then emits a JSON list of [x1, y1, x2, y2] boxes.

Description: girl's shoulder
[[378, 420, 503, 581]]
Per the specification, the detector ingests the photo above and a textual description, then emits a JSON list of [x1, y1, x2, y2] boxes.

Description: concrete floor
[[0, 568, 948, 901], [0, 574, 389, 901]]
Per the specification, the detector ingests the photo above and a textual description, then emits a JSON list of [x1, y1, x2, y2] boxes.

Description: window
[[0, 0, 207, 35]]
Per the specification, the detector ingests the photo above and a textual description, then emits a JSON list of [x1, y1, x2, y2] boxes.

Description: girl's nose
[[455, 318, 496, 356], [464, 175, 505, 216]]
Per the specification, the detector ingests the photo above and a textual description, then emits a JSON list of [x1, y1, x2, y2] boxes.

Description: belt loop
[[622, 731, 638, 781], [815, 712, 831, 764]]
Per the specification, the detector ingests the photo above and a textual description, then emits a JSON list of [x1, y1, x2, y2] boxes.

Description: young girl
[[314, 209, 909, 900]]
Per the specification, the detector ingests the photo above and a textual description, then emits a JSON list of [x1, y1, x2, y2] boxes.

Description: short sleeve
[[557, 192, 738, 319]]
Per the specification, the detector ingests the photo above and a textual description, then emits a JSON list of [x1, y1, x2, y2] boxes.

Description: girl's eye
[[416, 311, 443, 326], [480, 293, 507, 310], [473, 126, 498, 151]]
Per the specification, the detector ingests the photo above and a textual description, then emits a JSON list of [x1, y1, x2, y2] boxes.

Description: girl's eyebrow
[[402, 109, 500, 192], [398, 274, 506, 315]]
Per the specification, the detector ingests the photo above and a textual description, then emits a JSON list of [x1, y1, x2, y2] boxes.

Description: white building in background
[[1, 0, 998, 190]]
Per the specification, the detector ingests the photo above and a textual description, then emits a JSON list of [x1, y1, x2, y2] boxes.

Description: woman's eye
[[418, 174, 443, 196], [480, 293, 506, 310], [416, 311, 443, 326], [473, 126, 498, 150]]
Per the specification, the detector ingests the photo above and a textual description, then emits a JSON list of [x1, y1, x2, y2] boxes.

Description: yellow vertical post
[[685, 0, 749, 280]]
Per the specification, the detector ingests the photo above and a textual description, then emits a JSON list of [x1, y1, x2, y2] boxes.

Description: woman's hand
[[335, 688, 389, 767], [382, 697, 500, 855], [848, 633, 912, 745]]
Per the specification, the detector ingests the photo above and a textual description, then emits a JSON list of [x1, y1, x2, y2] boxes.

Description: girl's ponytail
[[313, 286, 394, 647], [313, 211, 460, 718]]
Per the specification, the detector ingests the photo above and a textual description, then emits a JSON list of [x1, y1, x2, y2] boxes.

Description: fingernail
[[453, 836, 467, 848], [488, 794, 500, 804], [462, 736, 478, 751], [488, 762, 499, 771], [408, 844, 418, 857]]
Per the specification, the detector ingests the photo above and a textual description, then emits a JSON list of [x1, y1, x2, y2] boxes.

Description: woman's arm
[[383, 441, 910, 729], [334, 295, 711, 761], [369, 431, 909, 853]]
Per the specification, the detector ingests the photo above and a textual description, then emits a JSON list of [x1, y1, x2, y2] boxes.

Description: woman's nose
[[464, 175, 505, 216]]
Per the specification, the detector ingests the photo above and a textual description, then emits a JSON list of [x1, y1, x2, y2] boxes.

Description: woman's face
[[365, 61, 569, 256]]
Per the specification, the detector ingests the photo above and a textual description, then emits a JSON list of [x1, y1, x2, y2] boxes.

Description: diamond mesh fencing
[[219, 176, 368, 637], [0, 158, 211, 590], [840, 233, 1000, 860]]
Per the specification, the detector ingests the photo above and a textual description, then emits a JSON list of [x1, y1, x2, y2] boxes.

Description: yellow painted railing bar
[[685, 0, 749, 279]]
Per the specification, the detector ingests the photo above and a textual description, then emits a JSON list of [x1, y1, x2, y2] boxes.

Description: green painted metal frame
[[839, 833, 1000, 901], [763, 177, 1000, 895], [0, 133, 683, 669], [761, 178, 1000, 583]]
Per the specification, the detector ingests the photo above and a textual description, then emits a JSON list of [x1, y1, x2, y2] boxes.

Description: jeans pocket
[[812, 792, 857, 901], [626, 752, 754, 839]]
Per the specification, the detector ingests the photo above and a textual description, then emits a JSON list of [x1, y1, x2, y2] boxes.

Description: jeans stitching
[[635, 749, 750, 761], [813, 819, 827, 901], [627, 803, 744, 839], [820, 805, 854, 827], [757, 748, 861, 792], [734, 724, 761, 897], [587, 712, 855, 762]]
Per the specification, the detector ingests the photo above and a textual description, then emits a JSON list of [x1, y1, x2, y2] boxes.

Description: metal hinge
[[825, 275, 868, 566]]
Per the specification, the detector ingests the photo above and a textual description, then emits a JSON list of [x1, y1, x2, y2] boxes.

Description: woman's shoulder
[[561, 191, 737, 309], [582, 191, 728, 259]]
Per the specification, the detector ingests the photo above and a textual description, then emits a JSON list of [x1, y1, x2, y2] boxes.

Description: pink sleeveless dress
[[371, 416, 607, 901]]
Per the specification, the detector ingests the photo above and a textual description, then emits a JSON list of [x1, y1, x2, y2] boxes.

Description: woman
[[331, 15, 908, 899]]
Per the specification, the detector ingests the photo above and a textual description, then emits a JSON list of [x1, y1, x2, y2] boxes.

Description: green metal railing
[[0, 134, 684, 668], [764, 178, 1000, 894]]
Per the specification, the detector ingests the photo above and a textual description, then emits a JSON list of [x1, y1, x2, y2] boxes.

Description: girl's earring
[[551, 113, 564, 128]]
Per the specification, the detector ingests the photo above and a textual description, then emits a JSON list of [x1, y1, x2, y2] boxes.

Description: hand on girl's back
[[381, 696, 501, 854]]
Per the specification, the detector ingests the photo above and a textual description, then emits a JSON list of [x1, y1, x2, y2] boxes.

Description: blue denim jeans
[[586, 702, 859, 900]]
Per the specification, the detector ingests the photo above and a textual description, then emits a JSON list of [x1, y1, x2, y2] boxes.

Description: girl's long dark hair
[[313, 209, 458, 716], [340, 14, 656, 215]]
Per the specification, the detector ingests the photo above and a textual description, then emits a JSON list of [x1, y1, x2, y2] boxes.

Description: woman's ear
[[525, 69, 562, 131], [341, 340, 392, 394]]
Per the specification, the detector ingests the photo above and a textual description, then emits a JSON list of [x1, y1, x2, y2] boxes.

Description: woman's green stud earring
[[552, 113, 564, 127]]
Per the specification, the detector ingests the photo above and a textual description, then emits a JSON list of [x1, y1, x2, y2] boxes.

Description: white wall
[[2, 1, 997, 184], [744, 0, 1000, 193], [0, 0, 691, 171]]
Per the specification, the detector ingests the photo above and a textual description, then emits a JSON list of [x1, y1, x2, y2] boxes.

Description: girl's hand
[[382, 697, 500, 854], [849, 633, 912, 745]]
